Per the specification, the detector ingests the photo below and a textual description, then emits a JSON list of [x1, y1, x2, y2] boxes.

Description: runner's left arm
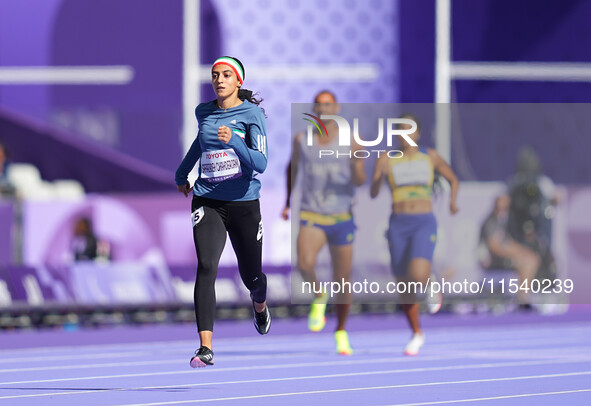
[[428, 148, 459, 214], [227, 111, 268, 173]]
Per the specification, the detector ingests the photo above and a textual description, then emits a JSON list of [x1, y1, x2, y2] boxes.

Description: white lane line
[[0, 348, 360, 374], [416, 336, 591, 352], [1, 320, 589, 356], [0, 334, 588, 378], [0, 354, 478, 386], [0, 359, 180, 374], [1, 357, 590, 401], [0, 340, 426, 373], [103, 372, 591, 406], [2, 335, 590, 377], [384, 389, 591, 406], [1, 332, 588, 368], [0, 343, 402, 367], [460, 346, 591, 361], [0, 351, 155, 365], [2, 343, 590, 375], [3, 319, 590, 354]]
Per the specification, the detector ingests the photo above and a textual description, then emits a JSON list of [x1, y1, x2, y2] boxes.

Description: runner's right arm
[[175, 136, 202, 196]]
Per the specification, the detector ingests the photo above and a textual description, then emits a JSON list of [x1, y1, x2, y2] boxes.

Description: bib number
[[391, 160, 431, 186], [201, 149, 242, 183]]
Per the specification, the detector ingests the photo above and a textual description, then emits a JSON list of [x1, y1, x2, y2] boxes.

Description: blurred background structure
[[0, 0, 590, 328]]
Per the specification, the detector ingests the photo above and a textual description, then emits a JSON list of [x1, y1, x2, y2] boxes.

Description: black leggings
[[191, 195, 267, 332]]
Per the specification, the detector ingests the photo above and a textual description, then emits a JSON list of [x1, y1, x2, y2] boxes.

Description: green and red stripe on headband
[[212, 57, 245, 85]]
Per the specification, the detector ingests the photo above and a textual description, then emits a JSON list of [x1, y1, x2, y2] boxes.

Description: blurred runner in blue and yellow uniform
[[371, 114, 459, 356], [282, 91, 366, 355]]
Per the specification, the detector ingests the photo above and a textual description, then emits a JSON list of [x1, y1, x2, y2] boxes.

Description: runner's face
[[398, 117, 420, 144], [313, 92, 339, 116], [212, 65, 240, 98]]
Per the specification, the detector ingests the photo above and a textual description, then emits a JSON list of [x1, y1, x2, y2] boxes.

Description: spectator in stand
[[507, 146, 559, 280], [479, 195, 540, 307], [72, 217, 99, 261]]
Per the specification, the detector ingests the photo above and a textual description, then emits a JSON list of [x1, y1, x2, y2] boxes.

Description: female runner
[[176, 56, 270, 367], [371, 115, 459, 355]]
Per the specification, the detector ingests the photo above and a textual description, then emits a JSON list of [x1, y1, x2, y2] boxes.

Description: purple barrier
[[0, 263, 291, 308], [22, 191, 290, 270], [64, 262, 175, 304], [22, 193, 190, 266], [169, 265, 292, 306], [1, 265, 60, 305], [6, 184, 588, 309], [10, 191, 291, 308], [0, 266, 14, 306], [1, 263, 175, 306]]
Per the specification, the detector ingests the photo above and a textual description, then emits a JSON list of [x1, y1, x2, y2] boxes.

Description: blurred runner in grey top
[[282, 90, 365, 356], [297, 126, 356, 215]]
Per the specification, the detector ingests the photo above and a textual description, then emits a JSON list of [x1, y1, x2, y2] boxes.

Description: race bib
[[391, 160, 431, 186], [201, 149, 242, 183]]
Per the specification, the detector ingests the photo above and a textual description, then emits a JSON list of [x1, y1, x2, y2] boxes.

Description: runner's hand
[[281, 206, 290, 220], [177, 182, 191, 197], [218, 126, 232, 144], [450, 202, 459, 215]]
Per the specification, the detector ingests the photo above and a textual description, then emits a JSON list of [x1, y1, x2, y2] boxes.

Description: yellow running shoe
[[308, 293, 328, 332], [335, 330, 353, 355]]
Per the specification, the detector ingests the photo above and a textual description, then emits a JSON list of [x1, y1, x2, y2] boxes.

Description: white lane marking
[[1, 320, 588, 356], [1, 343, 589, 375], [0, 354, 467, 386], [384, 389, 591, 405], [1, 357, 590, 401], [1, 332, 588, 368], [103, 372, 591, 405], [0, 351, 155, 365]]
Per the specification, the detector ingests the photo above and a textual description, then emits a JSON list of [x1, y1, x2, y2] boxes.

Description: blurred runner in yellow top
[[371, 114, 459, 356]]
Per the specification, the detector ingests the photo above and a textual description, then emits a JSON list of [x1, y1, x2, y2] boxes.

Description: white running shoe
[[404, 333, 425, 356]]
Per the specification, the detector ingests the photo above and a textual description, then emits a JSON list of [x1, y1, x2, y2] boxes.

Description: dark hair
[[400, 113, 421, 132], [74, 217, 95, 238], [78, 217, 93, 229], [237, 88, 264, 106], [225, 56, 264, 108]]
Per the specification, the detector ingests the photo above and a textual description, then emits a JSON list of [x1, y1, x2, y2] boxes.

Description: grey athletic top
[[297, 133, 355, 215]]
